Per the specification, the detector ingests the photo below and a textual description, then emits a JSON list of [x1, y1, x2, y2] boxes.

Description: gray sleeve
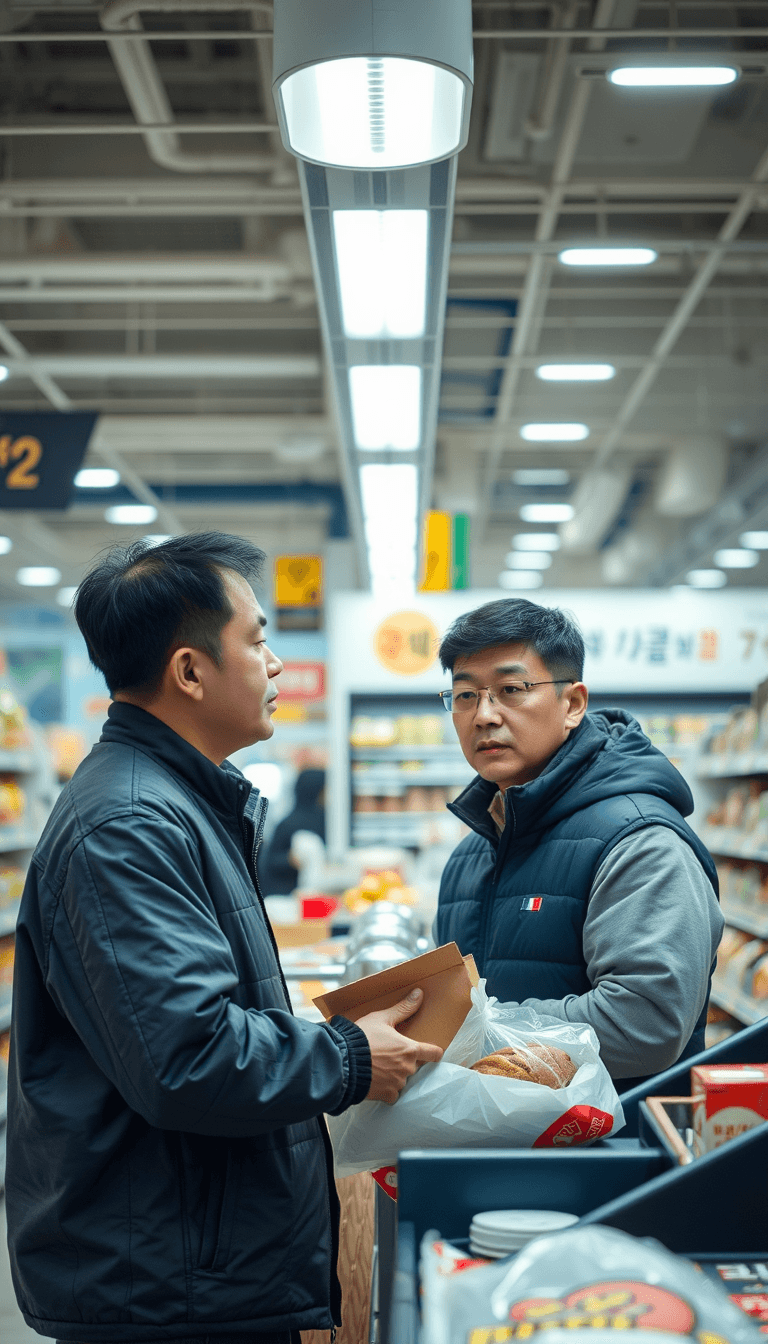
[[519, 826, 724, 1079]]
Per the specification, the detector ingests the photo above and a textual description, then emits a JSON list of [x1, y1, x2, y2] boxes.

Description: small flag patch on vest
[[522, 897, 543, 912]]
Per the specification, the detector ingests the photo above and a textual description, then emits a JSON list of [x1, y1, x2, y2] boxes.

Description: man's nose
[[473, 688, 502, 723]]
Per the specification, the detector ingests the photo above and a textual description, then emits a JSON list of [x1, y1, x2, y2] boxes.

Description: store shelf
[[353, 810, 450, 824], [351, 746, 464, 761], [0, 901, 20, 937], [353, 771, 471, 790], [698, 752, 768, 779], [720, 902, 768, 940], [0, 749, 36, 773], [698, 826, 768, 862], [0, 827, 39, 854], [709, 975, 767, 1025]]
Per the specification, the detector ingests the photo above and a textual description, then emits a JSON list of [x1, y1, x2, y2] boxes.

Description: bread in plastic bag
[[421, 1224, 765, 1344], [328, 980, 624, 1176]]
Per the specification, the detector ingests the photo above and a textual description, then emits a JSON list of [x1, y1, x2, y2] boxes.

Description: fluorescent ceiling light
[[536, 364, 615, 382], [359, 463, 418, 595], [520, 503, 574, 523], [17, 566, 61, 587], [505, 552, 553, 570], [608, 66, 738, 87], [686, 569, 727, 588], [512, 532, 561, 551], [333, 210, 428, 339], [0, 536, 12, 555], [513, 468, 571, 486], [105, 504, 158, 525], [521, 423, 589, 442], [558, 248, 657, 267], [56, 586, 78, 607], [143, 534, 173, 547], [277, 57, 465, 169], [74, 468, 120, 489], [499, 570, 543, 590], [713, 548, 759, 568], [349, 365, 421, 451], [740, 531, 768, 550], [0, 365, 8, 382]]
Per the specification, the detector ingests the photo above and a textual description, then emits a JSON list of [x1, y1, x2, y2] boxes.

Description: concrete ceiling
[[1, 0, 768, 600]]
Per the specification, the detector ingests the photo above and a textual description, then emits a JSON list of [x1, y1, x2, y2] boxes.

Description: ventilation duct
[[601, 522, 666, 585], [559, 466, 632, 555], [655, 437, 728, 517]]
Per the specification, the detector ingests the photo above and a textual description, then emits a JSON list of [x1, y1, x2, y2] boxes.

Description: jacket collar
[[100, 700, 256, 822]]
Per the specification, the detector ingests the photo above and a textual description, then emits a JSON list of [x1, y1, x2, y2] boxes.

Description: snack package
[[328, 980, 623, 1175], [421, 1224, 765, 1344], [691, 1063, 768, 1156]]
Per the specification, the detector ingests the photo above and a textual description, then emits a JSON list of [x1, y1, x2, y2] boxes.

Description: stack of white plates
[[469, 1208, 579, 1259]]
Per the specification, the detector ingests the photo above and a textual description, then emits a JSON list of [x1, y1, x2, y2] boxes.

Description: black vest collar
[[100, 700, 252, 821]]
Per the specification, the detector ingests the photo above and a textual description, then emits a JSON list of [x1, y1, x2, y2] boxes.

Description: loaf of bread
[[469, 1041, 577, 1089]]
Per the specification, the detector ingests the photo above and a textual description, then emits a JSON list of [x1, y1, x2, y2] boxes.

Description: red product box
[[691, 1063, 768, 1156]]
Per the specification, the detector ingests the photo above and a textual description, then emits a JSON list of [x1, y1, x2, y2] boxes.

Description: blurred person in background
[[434, 597, 723, 1093], [6, 532, 441, 1344], [260, 767, 326, 895]]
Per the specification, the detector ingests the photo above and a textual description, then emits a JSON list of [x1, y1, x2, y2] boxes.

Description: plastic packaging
[[328, 981, 624, 1175]]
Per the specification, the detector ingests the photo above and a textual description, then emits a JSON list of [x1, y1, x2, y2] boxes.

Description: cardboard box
[[691, 1063, 768, 1156], [313, 942, 479, 1051], [272, 918, 329, 949]]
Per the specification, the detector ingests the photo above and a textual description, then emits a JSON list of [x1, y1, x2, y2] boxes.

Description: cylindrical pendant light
[[272, 0, 473, 170]]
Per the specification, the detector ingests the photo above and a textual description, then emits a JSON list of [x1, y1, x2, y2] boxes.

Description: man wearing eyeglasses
[[434, 597, 723, 1090]]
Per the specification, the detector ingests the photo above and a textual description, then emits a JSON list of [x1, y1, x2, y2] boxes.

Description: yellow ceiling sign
[[373, 609, 439, 677], [274, 554, 323, 607]]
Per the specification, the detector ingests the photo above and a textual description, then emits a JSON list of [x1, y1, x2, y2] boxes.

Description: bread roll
[[470, 1041, 577, 1089]]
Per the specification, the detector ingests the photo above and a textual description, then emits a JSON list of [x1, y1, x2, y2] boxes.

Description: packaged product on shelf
[[692, 1063, 768, 1156], [723, 785, 750, 829], [0, 938, 15, 988], [717, 926, 753, 968], [731, 865, 762, 908], [0, 866, 24, 908], [732, 708, 760, 754], [751, 952, 768, 999], [0, 775, 26, 825], [396, 715, 420, 746], [405, 786, 430, 812], [0, 687, 31, 751], [327, 981, 623, 1175], [418, 714, 445, 746], [349, 716, 397, 748]]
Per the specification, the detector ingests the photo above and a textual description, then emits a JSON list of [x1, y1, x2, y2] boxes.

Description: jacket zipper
[[477, 795, 516, 967]]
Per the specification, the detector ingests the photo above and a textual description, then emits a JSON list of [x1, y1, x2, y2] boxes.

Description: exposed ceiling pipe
[[524, 0, 579, 141], [100, 0, 277, 173], [559, 465, 633, 555], [655, 437, 728, 517], [0, 254, 294, 282], [2, 355, 320, 378]]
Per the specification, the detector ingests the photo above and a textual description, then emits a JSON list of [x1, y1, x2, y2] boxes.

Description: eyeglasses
[[439, 680, 572, 713]]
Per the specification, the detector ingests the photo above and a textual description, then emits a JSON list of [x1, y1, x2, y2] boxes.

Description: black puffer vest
[[435, 710, 718, 1091]]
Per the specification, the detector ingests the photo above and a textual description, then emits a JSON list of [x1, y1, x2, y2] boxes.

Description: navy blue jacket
[[436, 710, 718, 1088], [6, 702, 370, 1341]]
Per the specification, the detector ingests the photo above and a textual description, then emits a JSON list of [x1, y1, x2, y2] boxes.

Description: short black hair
[[439, 598, 585, 682], [75, 531, 266, 696]]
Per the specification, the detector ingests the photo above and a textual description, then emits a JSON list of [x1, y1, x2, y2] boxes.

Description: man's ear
[[564, 681, 588, 730], [167, 647, 204, 701]]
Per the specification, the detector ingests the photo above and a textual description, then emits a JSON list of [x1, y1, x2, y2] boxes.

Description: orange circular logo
[[373, 610, 440, 677]]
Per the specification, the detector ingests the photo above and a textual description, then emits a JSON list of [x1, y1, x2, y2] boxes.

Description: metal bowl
[[340, 939, 411, 985]]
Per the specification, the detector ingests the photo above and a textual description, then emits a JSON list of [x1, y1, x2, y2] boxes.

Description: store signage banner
[[330, 589, 768, 694], [0, 411, 97, 509]]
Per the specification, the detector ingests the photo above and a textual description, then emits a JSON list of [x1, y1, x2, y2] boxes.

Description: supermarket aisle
[[1, 1204, 44, 1344]]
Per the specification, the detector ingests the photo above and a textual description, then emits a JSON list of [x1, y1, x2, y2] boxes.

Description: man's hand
[[356, 988, 444, 1104]]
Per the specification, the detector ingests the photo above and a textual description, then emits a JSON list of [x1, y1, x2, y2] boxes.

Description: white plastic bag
[[328, 980, 624, 1176]]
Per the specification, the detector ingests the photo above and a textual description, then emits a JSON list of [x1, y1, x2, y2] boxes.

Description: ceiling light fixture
[[17, 566, 61, 587], [713, 548, 759, 569], [0, 365, 8, 382], [105, 504, 158, 525], [0, 536, 12, 555], [512, 532, 561, 551], [535, 364, 615, 382], [498, 571, 543, 590], [333, 210, 429, 339], [56, 587, 78, 608], [686, 569, 727, 588], [504, 552, 553, 570], [740, 532, 768, 550], [608, 66, 738, 87], [520, 503, 575, 523], [512, 469, 571, 486], [74, 468, 121, 489], [558, 248, 657, 267], [521, 423, 589, 442], [359, 463, 418, 596], [272, 0, 473, 170], [349, 365, 421, 451]]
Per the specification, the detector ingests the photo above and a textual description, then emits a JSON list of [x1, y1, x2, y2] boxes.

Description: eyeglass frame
[[438, 679, 573, 713]]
